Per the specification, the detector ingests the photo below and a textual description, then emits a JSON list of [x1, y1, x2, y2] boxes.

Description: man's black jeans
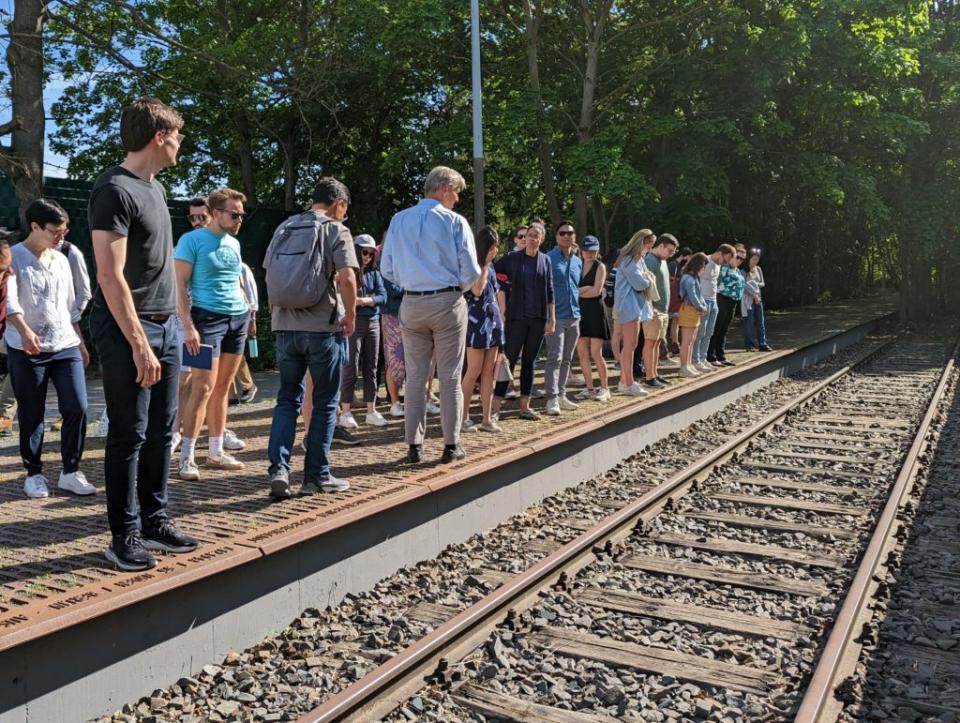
[[90, 303, 179, 536]]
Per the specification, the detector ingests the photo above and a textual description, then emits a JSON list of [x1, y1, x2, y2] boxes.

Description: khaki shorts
[[641, 312, 664, 339]]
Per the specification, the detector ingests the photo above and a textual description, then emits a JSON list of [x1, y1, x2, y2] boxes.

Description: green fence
[[0, 175, 291, 369]]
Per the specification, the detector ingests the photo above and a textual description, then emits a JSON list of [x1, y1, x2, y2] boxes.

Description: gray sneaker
[[268, 466, 291, 500], [299, 475, 350, 495]]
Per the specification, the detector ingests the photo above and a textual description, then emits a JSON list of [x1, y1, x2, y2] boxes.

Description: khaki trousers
[[399, 291, 467, 446]]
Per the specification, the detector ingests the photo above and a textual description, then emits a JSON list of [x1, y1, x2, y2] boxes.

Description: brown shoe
[[205, 453, 245, 471]]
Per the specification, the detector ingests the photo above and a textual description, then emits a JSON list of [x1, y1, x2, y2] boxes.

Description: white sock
[[180, 437, 196, 464], [209, 436, 224, 459]]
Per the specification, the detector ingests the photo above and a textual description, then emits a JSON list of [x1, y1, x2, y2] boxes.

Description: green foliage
[[25, 0, 960, 316]]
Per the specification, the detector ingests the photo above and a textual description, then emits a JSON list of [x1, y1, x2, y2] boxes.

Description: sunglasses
[[216, 209, 248, 221], [187, 214, 208, 223], [558, 230, 575, 237], [360, 249, 375, 257]]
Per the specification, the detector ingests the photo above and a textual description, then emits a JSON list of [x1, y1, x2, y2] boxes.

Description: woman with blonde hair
[[613, 229, 657, 396]]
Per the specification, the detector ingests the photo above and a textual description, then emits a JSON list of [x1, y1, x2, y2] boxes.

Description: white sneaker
[[545, 398, 561, 416], [622, 382, 649, 397], [504, 389, 520, 400], [595, 388, 611, 402], [223, 429, 246, 451], [389, 402, 404, 418], [617, 382, 630, 393], [366, 411, 388, 427], [24, 473, 49, 499], [177, 458, 200, 481], [462, 418, 478, 432], [575, 389, 595, 400], [94, 409, 109, 437], [171, 431, 182, 453], [696, 361, 713, 373], [559, 396, 579, 411], [58, 470, 96, 495], [426, 401, 441, 415], [679, 366, 700, 378], [339, 411, 359, 430]]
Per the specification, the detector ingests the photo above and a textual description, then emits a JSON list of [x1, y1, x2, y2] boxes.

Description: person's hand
[[80, 342, 90, 368], [184, 324, 201, 356], [21, 328, 41, 355], [341, 313, 356, 337], [544, 319, 555, 336], [135, 345, 162, 388], [248, 317, 257, 336]]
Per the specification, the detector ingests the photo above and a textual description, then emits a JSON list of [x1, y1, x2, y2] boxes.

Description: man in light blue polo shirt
[[544, 220, 582, 415], [381, 166, 481, 465]]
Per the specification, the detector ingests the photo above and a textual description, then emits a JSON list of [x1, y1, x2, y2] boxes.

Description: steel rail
[[298, 335, 903, 723], [793, 337, 960, 723]]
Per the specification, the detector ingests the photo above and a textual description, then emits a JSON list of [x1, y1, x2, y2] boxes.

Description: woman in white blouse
[[5, 198, 93, 499]]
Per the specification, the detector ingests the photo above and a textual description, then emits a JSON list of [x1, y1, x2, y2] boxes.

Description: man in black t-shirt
[[89, 97, 199, 572]]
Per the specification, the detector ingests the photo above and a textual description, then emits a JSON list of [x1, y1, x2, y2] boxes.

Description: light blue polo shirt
[[174, 228, 248, 316]]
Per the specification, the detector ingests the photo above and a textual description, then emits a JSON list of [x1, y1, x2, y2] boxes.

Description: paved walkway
[[0, 297, 893, 642]]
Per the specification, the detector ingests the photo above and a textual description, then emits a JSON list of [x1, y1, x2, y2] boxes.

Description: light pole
[[470, 0, 485, 229]]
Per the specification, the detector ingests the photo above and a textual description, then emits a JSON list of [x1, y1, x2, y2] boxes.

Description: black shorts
[[191, 306, 249, 358]]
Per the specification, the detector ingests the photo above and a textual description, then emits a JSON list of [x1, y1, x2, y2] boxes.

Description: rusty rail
[[793, 338, 959, 723]]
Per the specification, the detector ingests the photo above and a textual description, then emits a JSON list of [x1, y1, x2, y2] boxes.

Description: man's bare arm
[[92, 230, 161, 387]]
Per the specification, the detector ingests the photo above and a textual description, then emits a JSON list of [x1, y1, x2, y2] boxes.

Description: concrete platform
[[0, 299, 893, 722]]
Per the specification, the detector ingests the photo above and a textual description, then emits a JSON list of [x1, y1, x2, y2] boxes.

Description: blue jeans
[[693, 299, 718, 364], [268, 331, 346, 482], [90, 305, 180, 536], [7, 345, 87, 476], [744, 302, 768, 349]]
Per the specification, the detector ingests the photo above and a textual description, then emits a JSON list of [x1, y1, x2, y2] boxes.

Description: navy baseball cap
[[581, 235, 600, 251]]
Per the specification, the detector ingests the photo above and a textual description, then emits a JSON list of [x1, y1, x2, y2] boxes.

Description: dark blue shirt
[[547, 246, 582, 320], [357, 267, 386, 319]]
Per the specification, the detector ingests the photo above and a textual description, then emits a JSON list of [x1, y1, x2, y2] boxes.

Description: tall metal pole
[[470, 0, 485, 229]]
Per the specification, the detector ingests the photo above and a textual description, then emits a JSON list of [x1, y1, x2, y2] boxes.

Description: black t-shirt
[[88, 166, 177, 315]]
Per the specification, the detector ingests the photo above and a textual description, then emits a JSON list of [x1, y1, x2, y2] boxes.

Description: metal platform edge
[[0, 313, 889, 723]]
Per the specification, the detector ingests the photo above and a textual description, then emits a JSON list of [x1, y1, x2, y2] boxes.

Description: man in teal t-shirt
[[642, 234, 678, 387], [173, 188, 253, 482]]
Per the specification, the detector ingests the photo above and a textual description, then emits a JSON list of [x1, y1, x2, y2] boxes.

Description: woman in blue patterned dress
[[461, 227, 505, 433]]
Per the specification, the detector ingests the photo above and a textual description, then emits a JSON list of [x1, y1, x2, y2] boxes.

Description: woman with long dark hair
[[461, 227, 506, 432]]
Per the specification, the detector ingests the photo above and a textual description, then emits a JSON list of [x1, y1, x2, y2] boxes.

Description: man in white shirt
[[693, 243, 735, 371]]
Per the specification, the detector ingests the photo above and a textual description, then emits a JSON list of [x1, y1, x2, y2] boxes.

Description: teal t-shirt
[[174, 228, 248, 315]]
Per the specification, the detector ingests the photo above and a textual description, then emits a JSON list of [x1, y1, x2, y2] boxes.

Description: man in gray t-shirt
[[642, 234, 678, 387], [265, 176, 359, 500]]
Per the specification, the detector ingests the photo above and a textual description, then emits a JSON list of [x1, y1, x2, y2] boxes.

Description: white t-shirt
[[700, 257, 720, 301]]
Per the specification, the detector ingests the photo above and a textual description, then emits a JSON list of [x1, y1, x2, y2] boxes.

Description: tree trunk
[[233, 109, 258, 205], [523, 0, 562, 227], [1, 0, 46, 211]]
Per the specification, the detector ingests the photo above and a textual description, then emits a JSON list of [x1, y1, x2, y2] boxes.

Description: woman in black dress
[[575, 236, 611, 401]]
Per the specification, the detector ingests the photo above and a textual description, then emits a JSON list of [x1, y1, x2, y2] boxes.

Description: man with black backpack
[[263, 177, 358, 500]]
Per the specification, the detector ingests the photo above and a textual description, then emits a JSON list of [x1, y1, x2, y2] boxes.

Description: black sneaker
[[759, 345, 773, 352], [720, 360, 736, 367], [238, 385, 258, 404], [142, 521, 199, 553], [644, 378, 667, 389], [655, 376, 670, 385], [440, 444, 466, 464], [268, 466, 292, 500], [332, 427, 362, 446], [105, 531, 157, 572], [407, 444, 423, 463], [300, 475, 350, 495]]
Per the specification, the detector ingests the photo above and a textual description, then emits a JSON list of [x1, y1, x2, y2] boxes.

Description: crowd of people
[[0, 97, 772, 572]]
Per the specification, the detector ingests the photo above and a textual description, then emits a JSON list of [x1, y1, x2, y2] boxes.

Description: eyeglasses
[[165, 131, 185, 145], [558, 230, 575, 237], [215, 209, 248, 221], [44, 225, 68, 237], [187, 214, 208, 223]]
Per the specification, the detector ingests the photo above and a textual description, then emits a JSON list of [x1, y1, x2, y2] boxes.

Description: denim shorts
[[190, 306, 248, 358]]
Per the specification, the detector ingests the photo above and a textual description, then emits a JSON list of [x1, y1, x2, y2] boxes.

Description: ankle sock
[[179, 437, 196, 463], [209, 436, 224, 459]]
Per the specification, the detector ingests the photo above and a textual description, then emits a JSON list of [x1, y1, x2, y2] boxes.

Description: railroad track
[[291, 335, 957, 723]]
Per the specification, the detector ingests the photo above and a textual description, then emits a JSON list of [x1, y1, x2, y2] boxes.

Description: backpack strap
[[58, 240, 73, 258]]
